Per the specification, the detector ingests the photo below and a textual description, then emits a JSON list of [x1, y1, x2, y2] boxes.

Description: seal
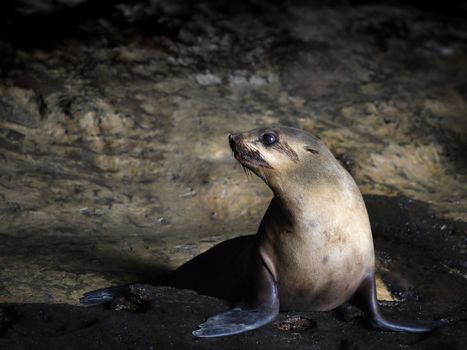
[[80, 126, 441, 337]]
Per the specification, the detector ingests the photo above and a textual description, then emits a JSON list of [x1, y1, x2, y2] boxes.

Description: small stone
[[158, 217, 169, 225], [194, 73, 222, 86], [0, 97, 38, 128], [79, 208, 104, 217], [275, 316, 316, 332]]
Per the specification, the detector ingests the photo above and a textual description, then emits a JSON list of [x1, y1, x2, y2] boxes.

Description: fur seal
[[81, 126, 441, 337]]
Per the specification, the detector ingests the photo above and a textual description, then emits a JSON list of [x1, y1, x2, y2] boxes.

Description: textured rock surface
[[0, 2, 466, 347], [1, 285, 466, 350]]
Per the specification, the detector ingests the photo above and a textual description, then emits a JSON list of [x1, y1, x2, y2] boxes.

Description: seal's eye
[[261, 133, 277, 146]]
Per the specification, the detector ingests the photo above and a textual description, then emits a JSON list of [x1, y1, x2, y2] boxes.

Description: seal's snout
[[229, 134, 241, 153]]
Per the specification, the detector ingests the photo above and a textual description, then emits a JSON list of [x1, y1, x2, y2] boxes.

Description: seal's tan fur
[[232, 126, 374, 311]]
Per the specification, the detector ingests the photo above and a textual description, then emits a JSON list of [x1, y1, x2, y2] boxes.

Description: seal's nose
[[229, 134, 240, 151]]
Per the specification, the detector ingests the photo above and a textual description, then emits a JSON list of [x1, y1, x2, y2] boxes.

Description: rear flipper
[[351, 272, 444, 333], [80, 285, 132, 305], [192, 251, 279, 337]]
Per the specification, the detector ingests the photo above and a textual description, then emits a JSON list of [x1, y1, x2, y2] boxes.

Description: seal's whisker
[[260, 168, 269, 185], [241, 165, 252, 178]]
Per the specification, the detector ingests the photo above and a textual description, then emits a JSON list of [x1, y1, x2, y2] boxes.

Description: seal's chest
[[276, 260, 361, 311], [274, 236, 367, 311]]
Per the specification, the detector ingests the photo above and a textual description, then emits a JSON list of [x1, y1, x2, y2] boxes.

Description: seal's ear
[[304, 146, 319, 155]]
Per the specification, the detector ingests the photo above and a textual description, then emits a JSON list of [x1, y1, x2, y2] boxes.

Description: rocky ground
[[0, 0, 466, 349], [0, 285, 466, 350]]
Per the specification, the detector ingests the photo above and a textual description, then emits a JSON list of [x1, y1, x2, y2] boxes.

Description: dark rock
[[0, 96, 38, 128], [0, 286, 466, 350]]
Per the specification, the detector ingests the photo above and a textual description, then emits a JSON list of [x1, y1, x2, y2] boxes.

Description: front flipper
[[351, 272, 444, 333], [192, 305, 278, 337], [192, 251, 279, 337]]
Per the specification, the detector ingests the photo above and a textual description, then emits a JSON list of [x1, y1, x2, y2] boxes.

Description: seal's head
[[229, 126, 343, 192]]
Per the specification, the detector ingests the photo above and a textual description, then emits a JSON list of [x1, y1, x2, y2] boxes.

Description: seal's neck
[[270, 173, 357, 226]]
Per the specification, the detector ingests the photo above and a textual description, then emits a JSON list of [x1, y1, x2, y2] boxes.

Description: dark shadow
[[79, 235, 256, 307], [0, 0, 119, 49], [364, 194, 467, 304], [165, 235, 255, 304], [2, 287, 466, 349], [1, 194, 465, 307], [0, 232, 171, 286], [81, 194, 467, 309], [3, 0, 467, 51], [0, 0, 273, 50]]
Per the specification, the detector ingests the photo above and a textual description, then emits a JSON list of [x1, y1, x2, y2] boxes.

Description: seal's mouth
[[229, 134, 272, 169]]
